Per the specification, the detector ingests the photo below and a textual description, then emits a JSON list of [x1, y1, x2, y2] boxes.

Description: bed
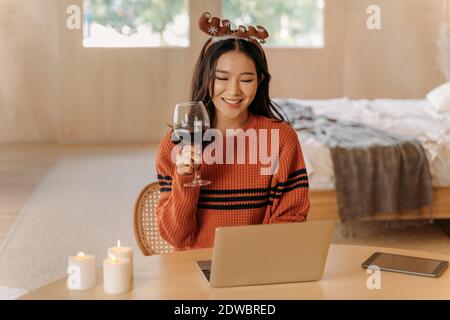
[[274, 97, 450, 221]]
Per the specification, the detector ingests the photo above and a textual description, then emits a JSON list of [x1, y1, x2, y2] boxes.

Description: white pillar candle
[[67, 252, 96, 290], [107, 240, 134, 279], [103, 253, 131, 294]]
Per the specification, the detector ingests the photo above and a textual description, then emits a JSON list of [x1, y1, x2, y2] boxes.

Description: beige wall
[[342, 0, 445, 98], [59, 0, 220, 144], [0, 0, 446, 143], [0, 0, 62, 142]]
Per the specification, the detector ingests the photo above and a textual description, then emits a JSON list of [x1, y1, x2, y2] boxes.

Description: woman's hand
[[175, 144, 202, 176]]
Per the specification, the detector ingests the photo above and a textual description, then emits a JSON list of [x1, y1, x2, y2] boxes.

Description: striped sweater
[[155, 112, 310, 250]]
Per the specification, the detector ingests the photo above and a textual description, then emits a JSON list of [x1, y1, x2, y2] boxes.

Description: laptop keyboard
[[197, 260, 212, 281], [202, 269, 211, 281]]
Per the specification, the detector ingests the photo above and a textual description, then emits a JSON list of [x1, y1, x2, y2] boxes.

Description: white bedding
[[281, 98, 450, 190]]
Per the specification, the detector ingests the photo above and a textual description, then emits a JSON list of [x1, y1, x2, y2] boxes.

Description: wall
[[0, 0, 61, 142], [0, 0, 446, 143], [58, 0, 220, 144], [341, 0, 445, 98]]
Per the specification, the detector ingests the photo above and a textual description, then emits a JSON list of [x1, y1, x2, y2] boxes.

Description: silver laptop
[[196, 220, 335, 288]]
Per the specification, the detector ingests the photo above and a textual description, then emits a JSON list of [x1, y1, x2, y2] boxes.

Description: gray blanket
[[276, 99, 433, 221]]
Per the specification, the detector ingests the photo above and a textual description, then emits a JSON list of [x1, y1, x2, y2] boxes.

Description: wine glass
[[173, 101, 212, 187]]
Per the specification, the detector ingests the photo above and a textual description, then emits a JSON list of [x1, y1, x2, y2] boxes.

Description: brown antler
[[198, 12, 269, 43], [235, 25, 247, 38], [255, 26, 269, 43], [199, 12, 231, 36], [219, 19, 231, 34]]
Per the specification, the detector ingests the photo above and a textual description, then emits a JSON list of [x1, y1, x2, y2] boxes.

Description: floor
[[1, 143, 450, 254], [0, 143, 152, 245]]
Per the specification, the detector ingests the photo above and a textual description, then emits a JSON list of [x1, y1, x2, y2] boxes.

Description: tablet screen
[[365, 252, 447, 276]]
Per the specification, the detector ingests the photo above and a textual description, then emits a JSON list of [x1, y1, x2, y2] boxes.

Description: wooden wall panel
[[0, 0, 61, 142]]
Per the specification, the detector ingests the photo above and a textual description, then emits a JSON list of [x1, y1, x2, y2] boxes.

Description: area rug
[[0, 152, 156, 299]]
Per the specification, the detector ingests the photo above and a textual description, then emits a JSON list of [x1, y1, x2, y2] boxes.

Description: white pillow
[[426, 82, 450, 112]]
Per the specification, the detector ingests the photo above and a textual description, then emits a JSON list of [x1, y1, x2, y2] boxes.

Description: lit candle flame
[[77, 252, 85, 257], [117, 239, 121, 248]]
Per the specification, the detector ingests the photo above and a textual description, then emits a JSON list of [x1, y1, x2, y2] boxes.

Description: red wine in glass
[[173, 102, 212, 187]]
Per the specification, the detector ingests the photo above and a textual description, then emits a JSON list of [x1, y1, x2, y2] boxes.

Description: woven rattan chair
[[134, 182, 174, 256]]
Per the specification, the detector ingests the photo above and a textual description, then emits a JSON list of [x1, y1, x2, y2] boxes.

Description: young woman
[[155, 13, 310, 250]]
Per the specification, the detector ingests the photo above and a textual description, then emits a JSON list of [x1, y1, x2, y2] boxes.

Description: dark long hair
[[190, 38, 287, 125]]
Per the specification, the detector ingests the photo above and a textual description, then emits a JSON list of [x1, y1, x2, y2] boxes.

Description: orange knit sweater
[[155, 112, 310, 250]]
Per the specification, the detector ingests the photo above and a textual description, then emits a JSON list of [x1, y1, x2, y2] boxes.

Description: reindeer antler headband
[[198, 12, 269, 45]]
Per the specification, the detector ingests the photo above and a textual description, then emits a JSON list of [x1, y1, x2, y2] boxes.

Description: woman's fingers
[[177, 165, 194, 175], [183, 145, 202, 162], [179, 145, 201, 164], [176, 144, 202, 175]]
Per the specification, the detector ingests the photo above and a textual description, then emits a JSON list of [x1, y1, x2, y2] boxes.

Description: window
[[83, 0, 189, 47], [222, 0, 325, 47]]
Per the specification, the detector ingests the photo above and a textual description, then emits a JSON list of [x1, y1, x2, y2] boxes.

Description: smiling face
[[211, 50, 259, 128]]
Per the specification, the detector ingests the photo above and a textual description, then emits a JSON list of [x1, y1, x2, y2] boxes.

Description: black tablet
[[362, 252, 448, 278]]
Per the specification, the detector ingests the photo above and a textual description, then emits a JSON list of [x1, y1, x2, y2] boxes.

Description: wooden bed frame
[[308, 187, 450, 221]]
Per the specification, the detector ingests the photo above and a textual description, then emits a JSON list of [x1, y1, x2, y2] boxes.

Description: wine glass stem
[[193, 168, 201, 182]]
